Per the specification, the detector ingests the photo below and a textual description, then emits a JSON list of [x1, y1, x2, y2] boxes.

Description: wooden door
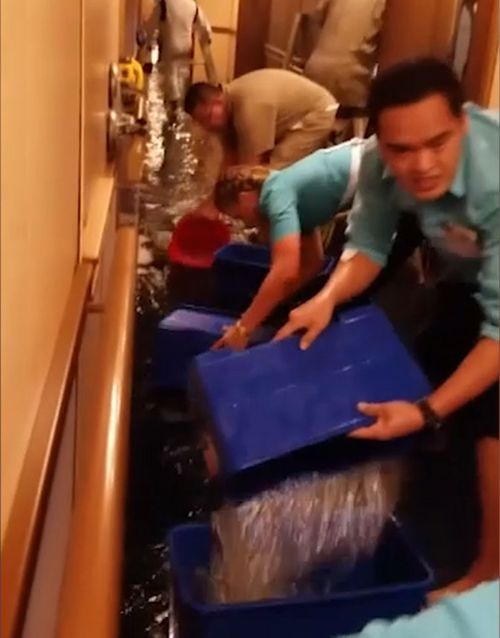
[[194, 0, 240, 83], [462, 0, 499, 104], [234, 0, 272, 77]]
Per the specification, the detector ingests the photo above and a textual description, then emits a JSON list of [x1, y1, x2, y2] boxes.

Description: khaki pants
[[304, 0, 386, 107], [269, 107, 337, 169]]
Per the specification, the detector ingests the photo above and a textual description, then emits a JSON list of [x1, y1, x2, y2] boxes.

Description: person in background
[[341, 580, 499, 638], [304, 0, 386, 110], [211, 139, 363, 350], [139, 0, 215, 115], [184, 68, 338, 169], [276, 58, 499, 600]]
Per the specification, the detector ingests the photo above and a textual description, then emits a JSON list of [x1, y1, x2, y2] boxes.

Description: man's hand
[[212, 324, 250, 351], [349, 401, 425, 441], [274, 292, 336, 350]]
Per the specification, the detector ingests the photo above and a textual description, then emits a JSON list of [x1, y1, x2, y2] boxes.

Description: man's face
[[191, 94, 228, 132], [223, 191, 260, 228], [377, 94, 467, 201]]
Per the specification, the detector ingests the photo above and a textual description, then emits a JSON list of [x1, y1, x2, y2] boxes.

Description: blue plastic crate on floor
[[190, 304, 431, 476], [213, 242, 335, 309], [153, 306, 274, 390], [168, 519, 434, 638]]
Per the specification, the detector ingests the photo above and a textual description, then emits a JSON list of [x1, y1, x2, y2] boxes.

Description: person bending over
[[212, 139, 362, 350], [184, 68, 338, 169]]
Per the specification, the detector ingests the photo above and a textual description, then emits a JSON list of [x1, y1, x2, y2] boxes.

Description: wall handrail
[[1, 262, 94, 638], [56, 224, 137, 638]]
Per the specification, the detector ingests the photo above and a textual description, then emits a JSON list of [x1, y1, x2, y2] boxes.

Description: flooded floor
[[119, 65, 479, 637]]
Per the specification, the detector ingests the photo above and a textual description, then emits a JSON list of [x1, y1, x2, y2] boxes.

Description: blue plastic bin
[[168, 519, 434, 638], [213, 243, 335, 309], [153, 306, 274, 389], [190, 304, 431, 476]]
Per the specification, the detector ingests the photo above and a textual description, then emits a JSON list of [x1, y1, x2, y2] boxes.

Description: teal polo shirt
[[345, 103, 499, 340], [259, 139, 363, 242]]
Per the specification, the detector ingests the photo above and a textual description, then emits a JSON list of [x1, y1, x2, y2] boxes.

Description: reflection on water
[[121, 544, 170, 637], [123, 58, 223, 636], [134, 60, 248, 318]]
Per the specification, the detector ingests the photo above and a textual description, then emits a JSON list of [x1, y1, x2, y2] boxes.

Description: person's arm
[[430, 208, 499, 414], [212, 234, 301, 350], [428, 338, 498, 416], [351, 203, 500, 440], [241, 229, 325, 330], [241, 234, 302, 330], [214, 185, 315, 350], [275, 145, 399, 348]]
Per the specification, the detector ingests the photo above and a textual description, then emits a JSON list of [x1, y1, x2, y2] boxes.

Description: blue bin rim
[[214, 242, 271, 268], [214, 242, 335, 276], [167, 517, 435, 613]]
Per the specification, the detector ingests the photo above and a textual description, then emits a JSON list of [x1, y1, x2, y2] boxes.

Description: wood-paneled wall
[[0, 0, 81, 545], [194, 0, 240, 83]]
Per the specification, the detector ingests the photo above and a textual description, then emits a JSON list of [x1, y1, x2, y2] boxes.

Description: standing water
[[122, 57, 247, 637]]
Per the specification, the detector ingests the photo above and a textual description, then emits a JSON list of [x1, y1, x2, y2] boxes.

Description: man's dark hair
[[184, 82, 222, 115], [368, 57, 464, 129]]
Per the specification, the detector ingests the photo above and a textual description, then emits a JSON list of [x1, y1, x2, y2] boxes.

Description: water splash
[[121, 543, 170, 637], [133, 62, 250, 318], [209, 461, 402, 604]]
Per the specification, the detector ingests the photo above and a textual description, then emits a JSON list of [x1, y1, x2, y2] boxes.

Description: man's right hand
[[274, 292, 336, 350]]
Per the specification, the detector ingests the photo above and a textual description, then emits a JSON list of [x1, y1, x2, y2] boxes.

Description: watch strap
[[416, 398, 443, 432]]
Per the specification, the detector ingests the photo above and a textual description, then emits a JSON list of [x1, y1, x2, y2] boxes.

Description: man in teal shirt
[[341, 581, 499, 638], [277, 58, 499, 599], [211, 139, 362, 349]]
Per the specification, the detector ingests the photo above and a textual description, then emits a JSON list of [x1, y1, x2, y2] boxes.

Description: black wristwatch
[[416, 399, 443, 432]]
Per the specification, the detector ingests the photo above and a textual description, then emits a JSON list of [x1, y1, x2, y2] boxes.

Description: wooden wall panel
[[267, 0, 302, 53], [0, 0, 80, 542], [234, 0, 272, 77], [378, 0, 461, 69], [193, 0, 240, 83], [462, 0, 499, 105]]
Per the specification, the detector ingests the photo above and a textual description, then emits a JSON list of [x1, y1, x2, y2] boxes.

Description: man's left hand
[[349, 401, 425, 441], [212, 324, 250, 351]]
